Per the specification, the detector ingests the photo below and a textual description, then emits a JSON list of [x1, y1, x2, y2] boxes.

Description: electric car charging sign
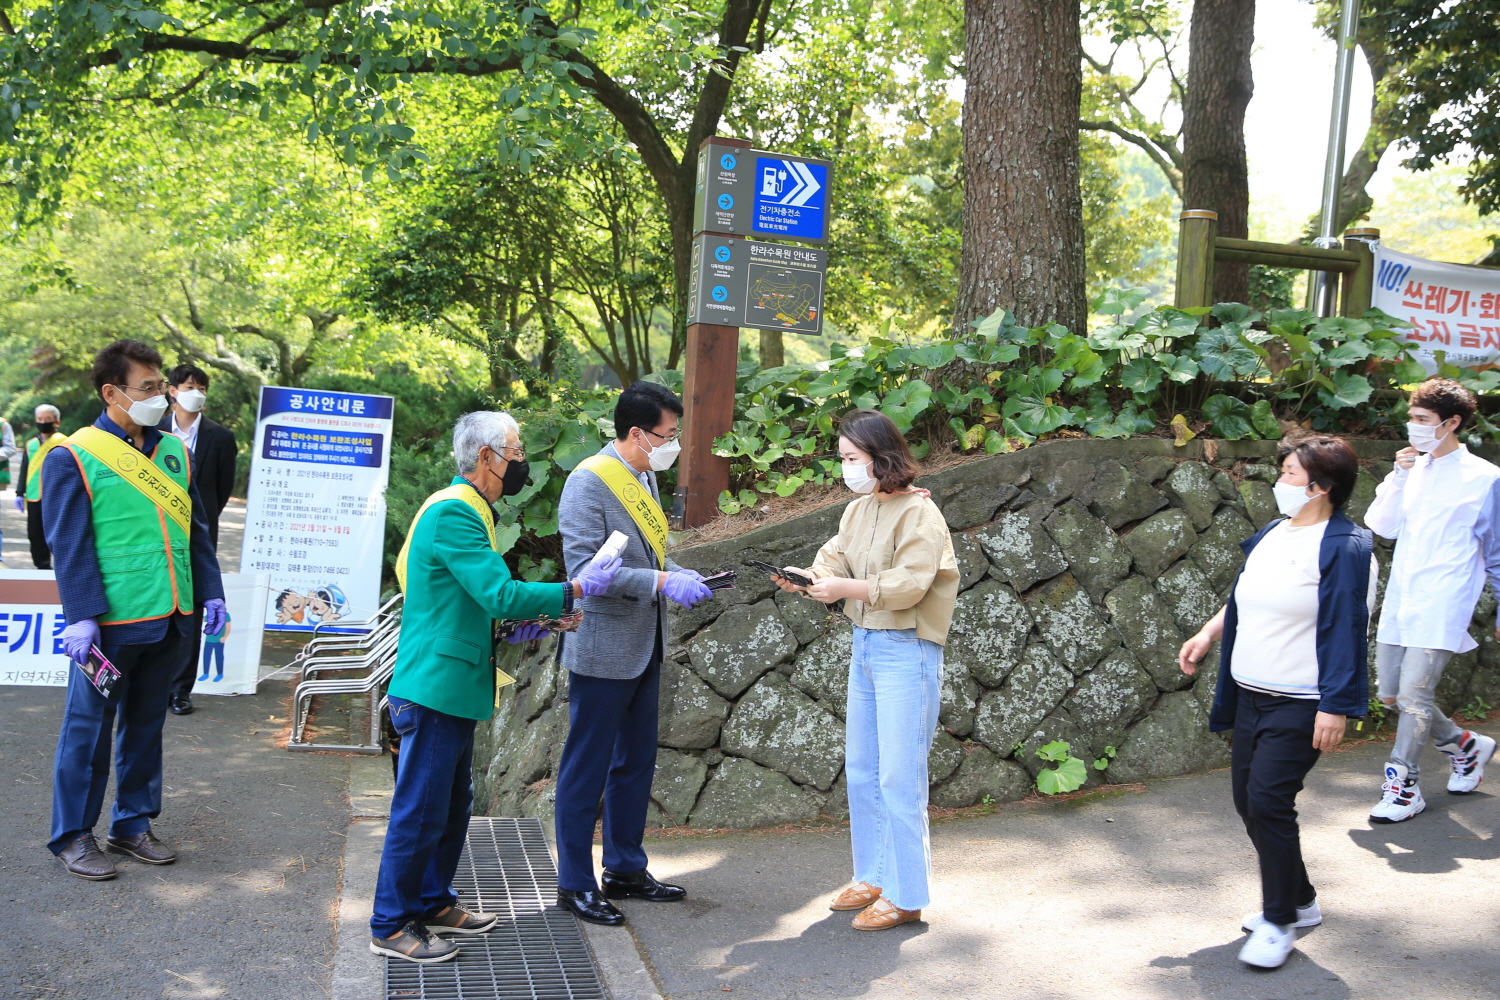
[[693, 140, 832, 245]]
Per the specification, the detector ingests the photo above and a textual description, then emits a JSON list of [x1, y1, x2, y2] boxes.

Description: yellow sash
[[577, 454, 667, 569], [393, 483, 514, 700], [68, 426, 192, 534], [25, 432, 67, 494]]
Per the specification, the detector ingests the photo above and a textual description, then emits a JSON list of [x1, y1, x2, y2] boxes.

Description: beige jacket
[[810, 491, 960, 645]]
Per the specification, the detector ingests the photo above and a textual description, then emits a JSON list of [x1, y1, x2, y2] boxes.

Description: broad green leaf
[[494, 522, 522, 555], [1158, 353, 1200, 383], [1135, 308, 1203, 337], [1202, 394, 1256, 440], [1092, 286, 1149, 316], [1195, 329, 1260, 380], [1391, 360, 1429, 386], [983, 429, 1009, 453], [908, 343, 957, 369], [1119, 357, 1163, 393], [1002, 395, 1075, 436], [1250, 399, 1281, 439], [1034, 740, 1072, 762], [880, 379, 933, 431], [1322, 341, 1372, 367], [1088, 324, 1146, 352], [949, 417, 973, 450], [551, 420, 600, 471], [1210, 302, 1260, 326], [1316, 371, 1374, 409], [1036, 755, 1088, 795]]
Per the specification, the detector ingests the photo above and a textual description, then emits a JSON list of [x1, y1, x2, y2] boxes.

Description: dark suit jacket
[[189, 416, 238, 545]]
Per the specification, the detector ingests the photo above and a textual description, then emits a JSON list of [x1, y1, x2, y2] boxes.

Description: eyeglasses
[[491, 444, 525, 462], [641, 428, 680, 444], [114, 381, 169, 397]]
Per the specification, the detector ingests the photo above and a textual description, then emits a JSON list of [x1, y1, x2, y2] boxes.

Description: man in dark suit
[[160, 364, 239, 715]]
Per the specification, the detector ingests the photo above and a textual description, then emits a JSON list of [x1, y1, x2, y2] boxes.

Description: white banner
[[0, 571, 270, 693], [1373, 244, 1500, 371], [240, 386, 393, 633]]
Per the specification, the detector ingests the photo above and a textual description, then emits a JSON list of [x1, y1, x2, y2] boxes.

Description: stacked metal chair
[[287, 593, 403, 753]]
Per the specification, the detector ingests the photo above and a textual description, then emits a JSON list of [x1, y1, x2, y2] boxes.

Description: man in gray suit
[[554, 380, 715, 925]]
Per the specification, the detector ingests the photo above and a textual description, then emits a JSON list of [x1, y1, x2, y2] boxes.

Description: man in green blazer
[[370, 410, 620, 965]]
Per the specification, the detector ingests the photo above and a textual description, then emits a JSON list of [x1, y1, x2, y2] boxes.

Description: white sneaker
[[1436, 730, 1496, 794], [1238, 921, 1297, 968], [1241, 899, 1322, 932], [1369, 762, 1426, 823]]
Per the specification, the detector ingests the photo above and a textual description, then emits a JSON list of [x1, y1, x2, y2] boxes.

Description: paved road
[[0, 680, 349, 999], [620, 728, 1500, 1000]]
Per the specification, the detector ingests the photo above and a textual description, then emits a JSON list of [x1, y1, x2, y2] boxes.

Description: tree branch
[[1079, 119, 1183, 196], [156, 312, 263, 383]]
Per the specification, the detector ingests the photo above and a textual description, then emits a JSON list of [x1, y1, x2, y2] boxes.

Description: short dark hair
[[167, 363, 210, 389], [615, 380, 683, 439], [837, 409, 922, 493], [1409, 376, 1477, 430], [91, 339, 163, 396], [1277, 434, 1358, 509]]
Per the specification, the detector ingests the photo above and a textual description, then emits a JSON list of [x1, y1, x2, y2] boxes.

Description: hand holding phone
[[746, 559, 813, 589]]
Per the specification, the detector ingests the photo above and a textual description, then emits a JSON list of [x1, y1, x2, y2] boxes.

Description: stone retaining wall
[[474, 437, 1500, 829]]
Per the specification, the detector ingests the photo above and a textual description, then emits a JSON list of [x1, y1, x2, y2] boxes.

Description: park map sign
[[690, 139, 832, 334]]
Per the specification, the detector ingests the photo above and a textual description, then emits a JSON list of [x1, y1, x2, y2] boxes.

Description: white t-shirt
[[1231, 519, 1378, 699]]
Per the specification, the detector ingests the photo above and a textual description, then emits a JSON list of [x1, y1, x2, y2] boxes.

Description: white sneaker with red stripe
[[1436, 730, 1497, 794], [1369, 762, 1426, 823]]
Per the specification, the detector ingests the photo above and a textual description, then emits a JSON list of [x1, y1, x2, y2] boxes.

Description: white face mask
[[1406, 420, 1449, 453], [114, 389, 169, 428], [175, 388, 206, 413], [842, 460, 878, 494], [1273, 481, 1315, 518], [639, 432, 680, 472]]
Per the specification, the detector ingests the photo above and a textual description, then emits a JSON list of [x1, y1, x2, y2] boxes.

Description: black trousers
[[168, 610, 204, 702], [1231, 686, 1321, 927], [26, 499, 51, 569]]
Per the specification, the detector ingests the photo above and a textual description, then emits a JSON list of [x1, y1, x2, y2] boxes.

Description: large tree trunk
[[1181, 0, 1255, 304], [957, 0, 1086, 333]]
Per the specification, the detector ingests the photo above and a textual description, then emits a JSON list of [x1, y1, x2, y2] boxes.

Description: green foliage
[[1034, 740, 1089, 795], [1460, 696, 1493, 723], [1093, 745, 1118, 771]]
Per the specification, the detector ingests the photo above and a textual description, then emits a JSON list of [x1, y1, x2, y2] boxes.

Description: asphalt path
[[0, 680, 349, 999], [619, 725, 1500, 1000]]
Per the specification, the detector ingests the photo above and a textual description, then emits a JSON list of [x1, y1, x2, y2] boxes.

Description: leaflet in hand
[[592, 530, 629, 566], [79, 646, 122, 699]]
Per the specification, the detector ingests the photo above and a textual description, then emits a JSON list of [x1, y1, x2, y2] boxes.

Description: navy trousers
[[49, 628, 182, 854], [1231, 685, 1322, 927], [553, 655, 661, 892], [370, 696, 476, 938]]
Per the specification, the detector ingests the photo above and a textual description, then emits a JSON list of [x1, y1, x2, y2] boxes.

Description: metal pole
[[1310, 0, 1362, 317]]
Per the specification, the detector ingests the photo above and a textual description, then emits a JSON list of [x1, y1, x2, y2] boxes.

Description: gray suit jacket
[[557, 442, 682, 679]]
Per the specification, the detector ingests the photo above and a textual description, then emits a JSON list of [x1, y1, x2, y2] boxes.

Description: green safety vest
[[64, 432, 195, 626], [24, 432, 67, 501]]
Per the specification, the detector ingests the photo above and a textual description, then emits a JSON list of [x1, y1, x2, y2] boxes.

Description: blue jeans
[[553, 656, 660, 892], [370, 696, 476, 938], [846, 626, 942, 911], [49, 629, 182, 854]]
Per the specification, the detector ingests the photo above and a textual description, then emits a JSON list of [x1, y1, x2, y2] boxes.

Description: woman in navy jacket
[[1178, 435, 1373, 970]]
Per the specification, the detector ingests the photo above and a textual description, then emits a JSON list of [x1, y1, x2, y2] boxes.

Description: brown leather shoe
[[57, 834, 117, 880], [830, 882, 882, 911], [851, 897, 921, 931], [106, 830, 177, 865], [426, 904, 499, 935]]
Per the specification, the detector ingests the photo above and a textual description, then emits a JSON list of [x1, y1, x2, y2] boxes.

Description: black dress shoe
[[106, 830, 177, 864], [56, 834, 117, 881], [602, 868, 686, 902], [169, 694, 193, 716], [558, 889, 625, 925]]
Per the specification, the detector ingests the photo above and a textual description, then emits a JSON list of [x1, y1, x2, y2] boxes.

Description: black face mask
[[38, 422, 57, 436], [501, 458, 530, 497]]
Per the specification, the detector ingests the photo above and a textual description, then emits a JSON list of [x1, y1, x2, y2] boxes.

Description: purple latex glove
[[505, 623, 551, 644], [679, 568, 705, 581], [575, 555, 621, 598], [13, 495, 21, 512], [202, 598, 226, 636], [662, 570, 714, 609], [60, 619, 100, 665]]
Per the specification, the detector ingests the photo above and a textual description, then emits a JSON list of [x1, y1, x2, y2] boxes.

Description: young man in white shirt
[[1364, 377, 1500, 822]]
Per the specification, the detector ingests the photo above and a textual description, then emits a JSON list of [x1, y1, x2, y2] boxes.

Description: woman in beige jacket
[[775, 409, 958, 931]]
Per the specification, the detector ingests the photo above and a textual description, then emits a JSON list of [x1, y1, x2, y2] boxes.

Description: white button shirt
[[1365, 444, 1500, 653], [169, 411, 200, 454]]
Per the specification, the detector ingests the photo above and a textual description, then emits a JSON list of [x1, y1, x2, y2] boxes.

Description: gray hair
[[34, 404, 60, 421], [452, 411, 520, 475]]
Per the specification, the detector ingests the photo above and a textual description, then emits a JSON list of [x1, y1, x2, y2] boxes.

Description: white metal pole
[[1310, 0, 1362, 316]]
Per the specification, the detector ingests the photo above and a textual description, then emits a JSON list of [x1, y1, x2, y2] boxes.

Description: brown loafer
[[852, 897, 921, 931], [57, 833, 117, 881], [830, 882, 882, 911], [106, 830, 177, 865]]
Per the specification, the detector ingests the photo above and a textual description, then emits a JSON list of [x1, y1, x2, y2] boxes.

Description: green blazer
[[387, 478, 564, 720]]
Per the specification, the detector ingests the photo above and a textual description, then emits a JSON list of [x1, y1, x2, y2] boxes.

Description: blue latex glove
[[60, 619, 100, 665], [505, 623, 550, 644], [13, 495, 21, 512], [202, 598, 226, 636], [662, 570, 714, 609], [575, 556, 621, 598], [679, 568, 705, 581]]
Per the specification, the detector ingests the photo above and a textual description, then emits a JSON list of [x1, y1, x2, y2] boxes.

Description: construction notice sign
[[686, 234, 827, 335], [241, 386, 393, 633], [1373, 244, 1500, 371]]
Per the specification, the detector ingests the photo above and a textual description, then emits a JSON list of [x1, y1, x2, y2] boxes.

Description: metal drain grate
[[385, 817, 606, 1000]]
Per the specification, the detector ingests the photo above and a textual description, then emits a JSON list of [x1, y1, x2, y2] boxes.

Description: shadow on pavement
[[1346, 790, 1500, 873]]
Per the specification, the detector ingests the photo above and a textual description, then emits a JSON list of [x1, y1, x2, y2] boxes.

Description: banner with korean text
[[1372, 244, 1500, 372], [241, 386, 393, 633]]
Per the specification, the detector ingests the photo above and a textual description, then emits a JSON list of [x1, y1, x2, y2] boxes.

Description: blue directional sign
[[714, 245, 732, 262], [720, 153, 737, 170], [717, 193, 734, 210], [752, 156, 828, 241], [711, 285, 729, 302]]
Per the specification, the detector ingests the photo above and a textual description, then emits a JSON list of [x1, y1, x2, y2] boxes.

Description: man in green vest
[[40, 340, 225, 881], [368, 410, 620, 964], [17, 403, 64, 569]]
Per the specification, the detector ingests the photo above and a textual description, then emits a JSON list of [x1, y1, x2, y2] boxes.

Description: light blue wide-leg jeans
[[845, 625, 942, 912]]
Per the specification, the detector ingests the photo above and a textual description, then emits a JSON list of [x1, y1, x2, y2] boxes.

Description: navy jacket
[[1209, 509, 1373, 732], [40, 411, 225, 647]]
